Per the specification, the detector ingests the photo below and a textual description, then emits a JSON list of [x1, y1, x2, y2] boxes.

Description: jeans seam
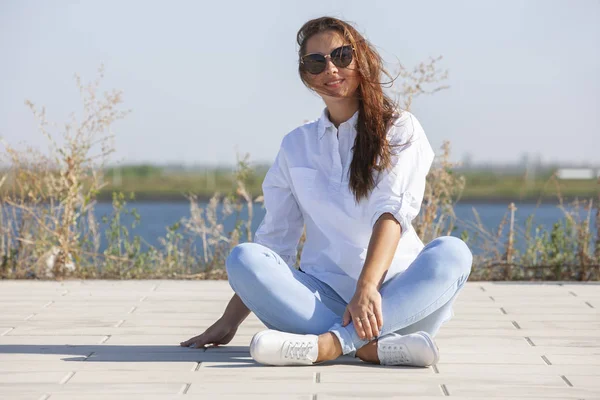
[[316, 290, 347, 310]]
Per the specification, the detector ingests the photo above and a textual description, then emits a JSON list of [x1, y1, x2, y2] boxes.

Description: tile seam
[[42, 301, 54, 308], [524, 337, 535, 346], [560, 375, 573, 387], [179, 383, 191, 394], [99, 335, 111, 344], [440, 384, 450, 396], [541, 355, 552, 365], [1, 327, 14, 336], [59, 371, 75, 385]]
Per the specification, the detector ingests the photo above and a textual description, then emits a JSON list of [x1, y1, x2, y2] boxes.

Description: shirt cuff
[[370, 192, 416, 236]]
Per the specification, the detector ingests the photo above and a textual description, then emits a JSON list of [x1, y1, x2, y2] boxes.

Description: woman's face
[[303, 30, 361, 100]]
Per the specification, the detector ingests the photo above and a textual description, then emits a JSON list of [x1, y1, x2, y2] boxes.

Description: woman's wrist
[[219, 314, 240, 328], [220, 294, 251, 328], [356, 279, 379, 291]]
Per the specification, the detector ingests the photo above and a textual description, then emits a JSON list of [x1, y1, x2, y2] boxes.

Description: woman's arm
[[361, 112, 435, 287], [221, 293, 251, 327], [356, 213, 402, 290], [180, 293, 250, 349], [367, 113, 435, 239], [342, 214, 401, 339], [181, 137, 304, 348], [343, 112, 435, 340], [217, 139, 304, 329], [253, 139, 305, 267]]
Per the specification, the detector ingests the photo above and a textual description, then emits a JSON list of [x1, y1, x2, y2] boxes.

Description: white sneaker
[[250, 330, 319, 366], [377, 331, 440, 367]]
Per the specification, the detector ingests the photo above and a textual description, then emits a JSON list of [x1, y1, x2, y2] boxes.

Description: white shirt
[[254, 107, 436, 302]]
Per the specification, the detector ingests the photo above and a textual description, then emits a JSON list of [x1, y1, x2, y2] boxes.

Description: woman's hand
[[342, 282, 383, 340], [180, 317, 238, 349]]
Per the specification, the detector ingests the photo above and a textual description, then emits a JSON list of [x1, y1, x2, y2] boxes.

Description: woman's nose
[[324, 57, 338, 74]]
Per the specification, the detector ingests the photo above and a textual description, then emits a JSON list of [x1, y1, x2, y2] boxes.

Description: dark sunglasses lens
[[332, 46, 353, 68], [303, 54, 326, 74]]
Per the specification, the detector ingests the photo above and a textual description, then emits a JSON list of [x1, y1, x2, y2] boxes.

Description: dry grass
[[1, 65, 128, 278], [1, 63, 598, 280]]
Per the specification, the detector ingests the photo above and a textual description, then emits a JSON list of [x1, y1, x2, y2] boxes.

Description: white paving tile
[[0, 280, 598, 399]]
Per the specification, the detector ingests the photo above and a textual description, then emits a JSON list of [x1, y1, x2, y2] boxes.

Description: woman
[[180, 16, 472, 367]]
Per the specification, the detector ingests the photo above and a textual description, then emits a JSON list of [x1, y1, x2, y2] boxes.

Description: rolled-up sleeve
[[253, 141, 304, 267], [368, 113, 435, 236]]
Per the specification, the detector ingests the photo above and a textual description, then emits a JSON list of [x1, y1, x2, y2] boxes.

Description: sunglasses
[[300, 45, 355, 75]]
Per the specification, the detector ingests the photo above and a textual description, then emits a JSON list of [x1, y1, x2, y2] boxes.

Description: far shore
[[93, 193, 594, 205]]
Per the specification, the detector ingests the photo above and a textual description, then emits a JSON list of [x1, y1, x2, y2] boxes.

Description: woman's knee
[[429, 236, 473, 278], [225, 242, 265, 279]]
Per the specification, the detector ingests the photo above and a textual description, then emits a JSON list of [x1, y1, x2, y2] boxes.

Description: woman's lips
[[325, 79, 345, 87]]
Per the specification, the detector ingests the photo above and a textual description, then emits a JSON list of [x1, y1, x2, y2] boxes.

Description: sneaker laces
[[284, 341, 314, 360], [380, 343, 411, 364]]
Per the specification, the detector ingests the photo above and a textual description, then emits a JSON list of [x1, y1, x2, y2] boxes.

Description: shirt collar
[[317, 107, 360, 140]]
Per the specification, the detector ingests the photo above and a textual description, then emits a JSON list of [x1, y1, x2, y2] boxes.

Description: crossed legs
[[226, 236, 472, 363]]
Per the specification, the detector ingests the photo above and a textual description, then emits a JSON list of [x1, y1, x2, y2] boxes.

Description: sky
[[1, 0, 599, 167]]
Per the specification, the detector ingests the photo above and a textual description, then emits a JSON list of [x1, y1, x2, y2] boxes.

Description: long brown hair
[[297, 16, 400, 202]]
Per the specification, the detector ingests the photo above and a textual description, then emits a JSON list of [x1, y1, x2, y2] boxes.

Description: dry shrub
[[414, 141, 465, 243], [457, 175, 599, 280], [1, 65, 128, 278], [178, 153, 259, 279], [393, 55, 450, 111], [0, 66, 257, 279]]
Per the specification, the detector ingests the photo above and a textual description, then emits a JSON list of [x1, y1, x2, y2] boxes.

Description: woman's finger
[[374, 305, 384, 331], [368, 312, 379, 338], [353, 314, 366, 339], [359, 315, 373, 340], [180, 335, 201, 347], [342, 307, 351, 327], [181, 333, 206, 348]]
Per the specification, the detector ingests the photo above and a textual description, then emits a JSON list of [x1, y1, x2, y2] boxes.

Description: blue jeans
[[226, 236, 472, 355]]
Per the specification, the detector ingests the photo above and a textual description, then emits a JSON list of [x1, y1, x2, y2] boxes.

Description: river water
[[91, 201, 598, 256]]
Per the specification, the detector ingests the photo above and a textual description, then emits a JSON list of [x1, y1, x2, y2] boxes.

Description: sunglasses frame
[[300, 45, 356, 75]]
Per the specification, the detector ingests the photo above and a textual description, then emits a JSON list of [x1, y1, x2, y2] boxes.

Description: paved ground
[[0, 280, 598, 400]]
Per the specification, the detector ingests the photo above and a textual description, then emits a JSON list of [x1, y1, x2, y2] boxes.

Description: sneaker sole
[[415, 331, 440, 366]]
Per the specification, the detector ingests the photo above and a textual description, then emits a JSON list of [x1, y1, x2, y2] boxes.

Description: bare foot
[[355, 340, 380, 364], [315, 332, 343, 363]]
